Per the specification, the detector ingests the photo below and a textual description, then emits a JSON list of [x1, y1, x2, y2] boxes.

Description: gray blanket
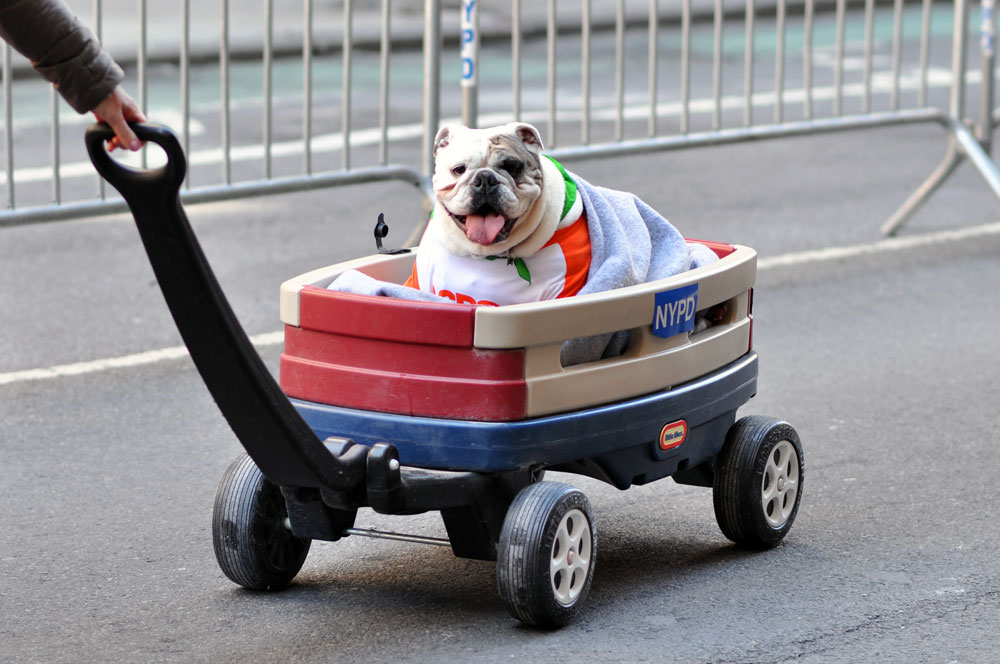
[[330, 171, 718, 365]]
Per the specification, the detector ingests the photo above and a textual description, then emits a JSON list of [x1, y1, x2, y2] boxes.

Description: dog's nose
[[472, 170, 498, 190]]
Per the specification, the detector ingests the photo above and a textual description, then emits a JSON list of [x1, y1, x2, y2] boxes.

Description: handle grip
[[85, 122, 186, 198]]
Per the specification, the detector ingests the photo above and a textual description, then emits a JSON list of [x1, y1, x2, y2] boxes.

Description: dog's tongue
[[465, 213, 506, 245]]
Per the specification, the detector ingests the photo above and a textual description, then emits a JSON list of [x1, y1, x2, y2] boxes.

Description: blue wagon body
[[293, 352, 757, 487]]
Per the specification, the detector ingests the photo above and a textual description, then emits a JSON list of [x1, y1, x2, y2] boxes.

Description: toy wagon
[[87, 123, 804, 628]]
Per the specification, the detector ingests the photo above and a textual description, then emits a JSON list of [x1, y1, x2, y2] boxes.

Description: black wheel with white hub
[[496, 481, 596, 628], [212, 454, 311, 590], [713, 416, 803, 549]]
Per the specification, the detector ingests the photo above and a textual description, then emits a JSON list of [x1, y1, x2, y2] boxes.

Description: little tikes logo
[[653, 284, 698, 338], [659, 420, 687, 451]]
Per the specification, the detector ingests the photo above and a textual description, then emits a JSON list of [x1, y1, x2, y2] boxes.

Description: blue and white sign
[[653, 284, 699, 338], [982, 0, 996, 57], [460, 0, 478, 87]]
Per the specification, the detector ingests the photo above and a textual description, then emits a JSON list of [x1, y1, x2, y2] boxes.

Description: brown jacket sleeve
[[0, 0, 123, 113]]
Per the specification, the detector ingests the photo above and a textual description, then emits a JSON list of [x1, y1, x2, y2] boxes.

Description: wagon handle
[[85, 122, 368, 491]]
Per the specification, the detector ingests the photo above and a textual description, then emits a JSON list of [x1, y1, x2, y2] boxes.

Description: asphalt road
[[3, 117, 1000, 663], [3, 7, 1000, 662]]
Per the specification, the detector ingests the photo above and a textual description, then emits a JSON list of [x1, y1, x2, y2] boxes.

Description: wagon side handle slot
[[85, 122, 367, 491]]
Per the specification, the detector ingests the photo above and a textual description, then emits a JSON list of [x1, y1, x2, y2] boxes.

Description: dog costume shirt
[[402, 158, 589, 306]]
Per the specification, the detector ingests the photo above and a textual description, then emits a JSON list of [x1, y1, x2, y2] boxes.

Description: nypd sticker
[[653, 283, 699, 338]]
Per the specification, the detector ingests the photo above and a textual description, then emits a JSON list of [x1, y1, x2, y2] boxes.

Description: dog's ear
[[433, 126, 454, 156], [511, 123, 544, 152]]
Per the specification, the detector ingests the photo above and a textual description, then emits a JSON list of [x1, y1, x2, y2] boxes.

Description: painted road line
[[757, 221, 1000, 269], [0, 331, 283, 386], [2, 222, 1000, 387]]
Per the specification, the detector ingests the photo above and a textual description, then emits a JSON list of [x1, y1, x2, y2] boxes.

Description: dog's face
[[432, 123, 545, 253]]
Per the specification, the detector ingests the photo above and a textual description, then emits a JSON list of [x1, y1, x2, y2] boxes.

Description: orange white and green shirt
[[404, 159, 590, 307]]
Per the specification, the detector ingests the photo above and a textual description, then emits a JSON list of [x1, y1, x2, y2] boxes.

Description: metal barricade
[[0, 0, 997, 236], [480, 0, 999, 237], [0, 0, 439, 227]]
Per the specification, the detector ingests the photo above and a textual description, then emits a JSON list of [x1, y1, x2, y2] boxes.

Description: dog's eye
[[451, 164, 466, 176], [501, 159, 523, 178]]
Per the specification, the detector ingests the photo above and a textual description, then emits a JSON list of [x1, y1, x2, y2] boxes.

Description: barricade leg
[[881, 139, 962, 237], [882, 0, 1000, 236]]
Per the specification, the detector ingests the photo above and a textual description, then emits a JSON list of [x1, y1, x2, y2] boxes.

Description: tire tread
[[497, 481, 596, 628], [212, 454, 310, 590], [713, 415, 804, 549]]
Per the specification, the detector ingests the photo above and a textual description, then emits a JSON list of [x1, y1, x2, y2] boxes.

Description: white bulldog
[[405, 122, 589, 305], [429, 122, 574, 256]]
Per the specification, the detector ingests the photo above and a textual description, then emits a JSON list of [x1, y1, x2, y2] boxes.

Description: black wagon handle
[[85, 122, 186, 196], [85, 122, 367, 491]]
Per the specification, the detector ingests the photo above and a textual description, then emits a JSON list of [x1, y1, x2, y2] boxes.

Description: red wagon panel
[[281, 288, 528, 421]]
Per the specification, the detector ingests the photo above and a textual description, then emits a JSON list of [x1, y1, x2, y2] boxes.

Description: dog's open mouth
[[445, 206, 517, 245]]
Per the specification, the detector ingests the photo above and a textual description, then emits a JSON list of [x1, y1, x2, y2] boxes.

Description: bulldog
[[403, 122, 590, 306]]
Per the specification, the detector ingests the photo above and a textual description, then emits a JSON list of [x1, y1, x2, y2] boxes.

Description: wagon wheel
[[496, 481, 596, 628], [713, 416, 804, 549], [212, 454, 311, 590]]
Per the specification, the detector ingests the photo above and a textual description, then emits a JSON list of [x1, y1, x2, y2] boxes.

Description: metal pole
[[712, 0, 723, 131], [744, 0, 755, 127], [378, 0, 391, 165], [891, 0, 904, 111], [303, 0, 314, 174], [804, 0, 814, 121], [50, 88, 60, 204], [862, 0, 874, 114], [422, 0, 441, 176], [0, 164, 431, 228], [220, 0, 231, 184], [181, 0, 191, 188], [952, 117, 1000, 194], [264, 0, 274, 179], [547, 0, 557, 147], [582, 0, 591, 144], [94, 0, 105, 199], [647, 0, 658, 138], [834, 0, 845, 116], [461, 0, 479, 128], [881, 145, 962, 236], [512, 0, 522, 121], [918, 0, 932, 108], [774, 0, 786, 124], [139, 0, 148, 169], [978, 0, 996, 152], [615, 0, 625, 141], [949, 0, 969, 121], [343, 528, 451, 547], [343, 0, 353, 170], [680, 0, 691, 134]]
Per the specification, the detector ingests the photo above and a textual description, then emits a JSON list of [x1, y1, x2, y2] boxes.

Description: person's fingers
[[100, 110, 139, 151], [92, 86, 144, 151], [111, 118, 141, 151], [114, 86, 147, 125], [121, 99, 147, 124]]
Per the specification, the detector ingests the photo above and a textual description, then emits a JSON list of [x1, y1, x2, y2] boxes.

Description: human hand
[[91, 85, 147, 151]]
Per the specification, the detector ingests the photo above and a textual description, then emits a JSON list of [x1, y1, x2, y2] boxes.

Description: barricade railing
[[0, 0, 439, 228], [0, 0, 997, 237]]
